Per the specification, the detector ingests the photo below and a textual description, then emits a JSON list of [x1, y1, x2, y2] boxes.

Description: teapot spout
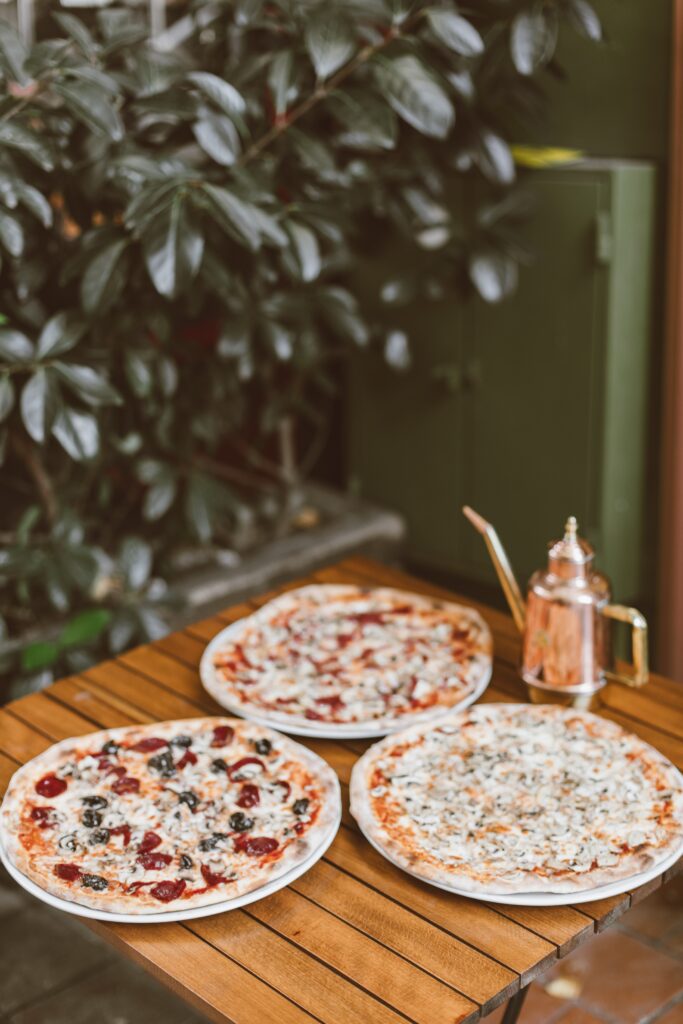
[[462, 506, 526, 633]]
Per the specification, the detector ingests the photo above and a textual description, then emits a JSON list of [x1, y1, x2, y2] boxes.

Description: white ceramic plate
[[0, 800, 341, 924], [200, 617, 493, 739], [355, 817, 683, 907]]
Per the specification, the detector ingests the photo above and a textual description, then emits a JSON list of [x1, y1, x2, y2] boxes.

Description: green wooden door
[[459, 173, 608, 588]]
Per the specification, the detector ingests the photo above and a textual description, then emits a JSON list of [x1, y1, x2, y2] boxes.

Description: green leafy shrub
[[0, 0, 600, 697]]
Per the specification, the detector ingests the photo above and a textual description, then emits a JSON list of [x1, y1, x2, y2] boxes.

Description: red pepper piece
[[110, 825, 131, 846], [111, 776, 140, 795], [227, 757, 265, 780], [137, 851, 173, 870], [130, 737, 168, 752], [236, 784, 260, 808], [35, 774, 67, 798], [234, 835, 279, 857], [30, 806, 55, 828], [316, 694, 345, 710], [54, 863, 80, 881], [210, 725, 235, 748], [150, 879, 186, 903], [200, 864, 228, 887], [274, 781, 291, 801], [138, 831, 162, 853], [176, 749, 198, 769], [305, 709, 323, 721]]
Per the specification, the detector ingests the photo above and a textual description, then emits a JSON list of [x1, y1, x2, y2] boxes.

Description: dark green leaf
[[54, 363, 121, 406], [21, 368, 59, 443], [319, 287, 369, 346], [54, 80, 123, 140], [186, 72, 246, 116], [81, 238, 128, 314], [109, 611, 137, 654], [0, 327, 33, 361], [15, 183, 53, 228], [426, 10, 484, 56], [61, 608, 111, 647], [193, 111, 241, 166], [250, 206, 288, 248], [510, 6, 558, 75], [119, 535, 152, 590], [305, 15, 355, 80], [143, 201, 204, 298], [334, 94, 397, 150], [53, 12, 98, 57], [136, 607, 168, 641], [268, 51, 294, 116], [0, 374, 13, 422], [0, 122, 54, 171], [52, 407, 99, 460], [144, 477, 177, 520], [469, 249, 519, 302], [0, 208, 24, 258], [376, 56, 454, 139], [36, 313, 85, 360], [203, 185, 260, 251], [125, 351, 154, 398], [384, 329, 410, 370], [185, 475, 213, 543], [476, 130, 515, 184], [22, 640, 59, 672], [0, 20, 28, 83], [567, 0, 601, 40], [286, 222, 321, 282]]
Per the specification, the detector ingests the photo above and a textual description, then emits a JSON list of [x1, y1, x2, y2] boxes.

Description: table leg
[[501, 986, 529, 1024]]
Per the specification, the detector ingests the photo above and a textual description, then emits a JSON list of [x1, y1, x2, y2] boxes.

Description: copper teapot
[[463, 507, 648, 708]]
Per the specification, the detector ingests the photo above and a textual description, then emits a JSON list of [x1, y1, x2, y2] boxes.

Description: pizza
[[350, 704, 683, 894], [202, 585, 492, 735], [0, 717, 340, 914]]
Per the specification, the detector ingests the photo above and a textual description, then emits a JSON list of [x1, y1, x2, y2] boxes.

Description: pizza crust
[[201, 585, 493, 735], [350, 704, 683, 895], [1, 718, 340, 914]]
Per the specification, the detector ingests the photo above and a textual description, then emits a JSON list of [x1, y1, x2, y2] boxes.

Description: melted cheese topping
[[211, 586, 491, 726], [361, 705, 683, 887]]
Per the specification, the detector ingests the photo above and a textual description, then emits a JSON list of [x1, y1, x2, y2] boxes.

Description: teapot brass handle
[[601, 604, 649, 688]]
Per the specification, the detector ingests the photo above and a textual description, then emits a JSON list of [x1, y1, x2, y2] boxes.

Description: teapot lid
[[548, 517, 594, 577]]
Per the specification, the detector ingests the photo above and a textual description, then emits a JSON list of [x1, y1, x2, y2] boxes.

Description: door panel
[[461, 176, 607, 587]]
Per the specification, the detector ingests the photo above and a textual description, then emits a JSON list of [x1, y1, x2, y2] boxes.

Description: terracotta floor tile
[[553, 1005, 611, 1024], [543, 931, 683, 1024], [8, 958, 210, 1024], [620, 877, 683, 941], [651, 999, 683, 1024], [483, 981, 567, 1024], [0, 905, 109, 1016]]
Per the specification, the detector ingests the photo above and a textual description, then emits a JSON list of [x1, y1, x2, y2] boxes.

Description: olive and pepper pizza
[[350, 704, 683, 895], [201, 585, 492, 735], [0, 717, 340, 913]]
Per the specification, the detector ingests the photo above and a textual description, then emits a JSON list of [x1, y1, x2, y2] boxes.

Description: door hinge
[[594, 210, 613, 265]]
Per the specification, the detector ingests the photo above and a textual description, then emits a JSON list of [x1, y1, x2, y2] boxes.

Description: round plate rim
[[0, 800, 341, 923], [199, 614, 493, 739]]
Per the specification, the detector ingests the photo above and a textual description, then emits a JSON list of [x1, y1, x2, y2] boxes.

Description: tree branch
[[11, 433, 58, 526], [236, 24, 406, 170]]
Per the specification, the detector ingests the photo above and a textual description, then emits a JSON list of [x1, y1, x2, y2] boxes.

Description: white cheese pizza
[[201, 585, 492, 736], [1, 718, 340, 913], [350, 704, 683, 894]]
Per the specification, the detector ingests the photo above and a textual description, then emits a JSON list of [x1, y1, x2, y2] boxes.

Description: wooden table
[[1, 556, 682, 1024]]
